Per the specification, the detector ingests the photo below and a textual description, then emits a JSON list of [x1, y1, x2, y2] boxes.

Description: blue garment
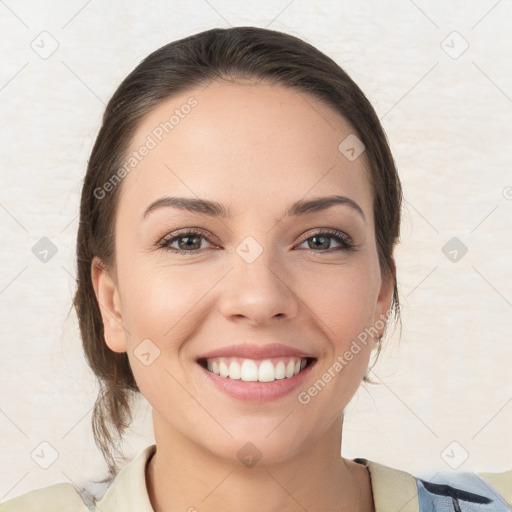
[[416, 471, 510, 511]]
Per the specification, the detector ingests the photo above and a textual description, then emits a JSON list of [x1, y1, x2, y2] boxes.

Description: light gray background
[[1, 0, 511, 502]]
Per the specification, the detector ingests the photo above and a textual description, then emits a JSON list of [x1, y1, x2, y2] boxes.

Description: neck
[[146, 413, 374, 512]]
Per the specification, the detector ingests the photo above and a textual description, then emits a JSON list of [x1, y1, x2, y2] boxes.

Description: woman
[[1, 26, 509, 512]]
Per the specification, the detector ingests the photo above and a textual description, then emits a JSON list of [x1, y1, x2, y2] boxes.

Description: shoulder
[[1, 444, 158, 512], [0, 482, 91, 512], [355, 458, 512, 512]]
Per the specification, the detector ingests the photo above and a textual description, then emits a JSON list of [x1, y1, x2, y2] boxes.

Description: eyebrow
[[142, 194, 366, 222]]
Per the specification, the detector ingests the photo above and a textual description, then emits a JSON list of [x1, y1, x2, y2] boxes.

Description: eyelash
[[156, 228, 356, 255]]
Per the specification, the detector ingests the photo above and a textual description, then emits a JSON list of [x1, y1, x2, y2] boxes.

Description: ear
[[373, 257, 396, 341], [91, 256, 128, 353]]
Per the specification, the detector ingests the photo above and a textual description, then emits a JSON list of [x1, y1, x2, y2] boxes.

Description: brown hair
[[73, 26, 402, 482]]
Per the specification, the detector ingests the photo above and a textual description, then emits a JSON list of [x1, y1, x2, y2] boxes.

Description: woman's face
[[93, 79, 394, 465]]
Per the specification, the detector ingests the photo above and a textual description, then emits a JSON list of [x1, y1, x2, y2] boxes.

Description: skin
[[92, 79, 394, 512]]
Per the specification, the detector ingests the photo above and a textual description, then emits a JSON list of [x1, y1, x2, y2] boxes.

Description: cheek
[[119, 261, 211, 338], [301, 261, 379, 392], [299, 259, 379, 339], [295, 269, 377, 416], [117, 261, 221, 402], [118, 265, 204, 407]]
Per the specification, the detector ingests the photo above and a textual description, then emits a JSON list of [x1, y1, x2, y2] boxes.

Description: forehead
[[118, 79, 372, 219]]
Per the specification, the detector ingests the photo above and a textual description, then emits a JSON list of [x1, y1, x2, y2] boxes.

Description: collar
[[94, 444, 156, 511], [354, 457, 419, 512]]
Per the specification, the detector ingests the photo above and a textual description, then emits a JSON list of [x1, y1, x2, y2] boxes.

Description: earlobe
[[91, 256, 128, 353]]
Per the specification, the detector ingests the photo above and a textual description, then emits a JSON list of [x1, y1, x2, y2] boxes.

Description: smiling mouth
[[197, 356, 317, 383]]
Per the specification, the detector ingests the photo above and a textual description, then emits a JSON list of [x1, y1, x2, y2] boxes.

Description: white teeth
[[204, 357, 309, 382], [258, 360, 275, 382], [228, 361, 241, 379], [240, 360, 259, 381], [275, 361, 286, 379], [219, 361, 229, 377]]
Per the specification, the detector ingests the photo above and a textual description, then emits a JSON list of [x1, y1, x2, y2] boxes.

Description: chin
[[200, 426, 316, 468]]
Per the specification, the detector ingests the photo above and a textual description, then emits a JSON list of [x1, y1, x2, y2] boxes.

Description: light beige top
[[1, 444, 510, 511]]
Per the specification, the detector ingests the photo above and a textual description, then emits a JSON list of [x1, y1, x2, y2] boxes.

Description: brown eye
[[298, 229, 355, 252], [157, 230, 213, 253]]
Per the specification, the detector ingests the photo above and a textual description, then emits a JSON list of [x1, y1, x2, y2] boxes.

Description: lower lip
[[198, 361, 316, 402]]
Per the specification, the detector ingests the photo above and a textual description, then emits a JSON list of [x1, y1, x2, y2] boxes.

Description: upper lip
[[197, 343, 316, 361]]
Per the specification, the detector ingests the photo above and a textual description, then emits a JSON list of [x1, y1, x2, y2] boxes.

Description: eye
[[297, 228, 355, 253], [156, 228, 356, 255], [157, 229, 216, 254]]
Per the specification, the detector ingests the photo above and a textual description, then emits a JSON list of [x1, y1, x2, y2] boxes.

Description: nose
[[218, 247, 300, 326]]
